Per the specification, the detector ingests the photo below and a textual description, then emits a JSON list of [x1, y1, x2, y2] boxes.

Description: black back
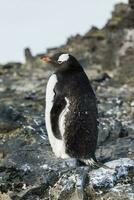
[[49, 53, 98, 159]]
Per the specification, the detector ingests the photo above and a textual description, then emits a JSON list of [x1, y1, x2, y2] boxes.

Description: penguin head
[[41, 52, 82, 70]]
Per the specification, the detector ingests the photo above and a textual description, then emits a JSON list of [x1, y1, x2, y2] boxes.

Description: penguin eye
[[57, 60, 63, 64]]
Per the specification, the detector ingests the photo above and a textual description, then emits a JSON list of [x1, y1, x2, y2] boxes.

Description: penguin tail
[[79, 158, 112, 169]]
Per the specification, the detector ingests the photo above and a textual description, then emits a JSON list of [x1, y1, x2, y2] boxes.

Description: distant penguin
[[41, 53, 99, 167]]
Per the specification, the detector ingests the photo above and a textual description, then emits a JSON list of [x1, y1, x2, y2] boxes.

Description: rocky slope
[[0, 1, 134, 200]]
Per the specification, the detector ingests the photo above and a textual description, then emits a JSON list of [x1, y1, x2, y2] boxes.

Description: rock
[[0, 1, 134, 199], [49, 172, 75, 200], [24, 91, 37, 100], [107, 184, 134, 200], [84, 26, 106, 40], [89, 158, 134, 189], [0, 104, 25, 133], [24, 48, 33, 63], [2, 63, 21, 69], [129, 0, 134, 9], [92, 72, 111, 83], [0, 193, 11, 200], [130, 101, 134, 107]]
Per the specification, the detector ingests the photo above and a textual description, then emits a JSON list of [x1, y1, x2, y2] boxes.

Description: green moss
[[85, 27, 106, 40], [107, 17, 122, 27], [90, 30, 106, 40]]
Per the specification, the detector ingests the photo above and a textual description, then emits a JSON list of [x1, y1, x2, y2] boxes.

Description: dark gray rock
[[129, 0, 134, 9], [0, 1, 134, 200], [24, 48, 33, 63], [89, 158, 134, 189]]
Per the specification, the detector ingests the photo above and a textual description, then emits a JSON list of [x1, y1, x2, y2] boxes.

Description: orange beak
[[41, 55, 51, 63]]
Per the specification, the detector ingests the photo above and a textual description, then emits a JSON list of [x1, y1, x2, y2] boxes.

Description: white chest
[[45, 74, 69, 159]]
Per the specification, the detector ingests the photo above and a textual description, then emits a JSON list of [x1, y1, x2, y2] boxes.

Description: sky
[[0, 0, 128, 63]]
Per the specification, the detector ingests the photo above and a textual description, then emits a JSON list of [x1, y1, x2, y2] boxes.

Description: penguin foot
[[76, 159, 87, 167], [64, 158, 111, 169], [79, 158, 97, 168], [80, 158, 113, 169]]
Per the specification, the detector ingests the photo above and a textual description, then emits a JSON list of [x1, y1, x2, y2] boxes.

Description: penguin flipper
[[51, 95, 66, 140]]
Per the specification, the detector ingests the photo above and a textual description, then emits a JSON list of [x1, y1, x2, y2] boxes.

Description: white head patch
[[58, 54, 69, 63]]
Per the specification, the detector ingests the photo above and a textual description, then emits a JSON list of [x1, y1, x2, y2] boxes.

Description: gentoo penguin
[[41, 53, 98, 166]]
